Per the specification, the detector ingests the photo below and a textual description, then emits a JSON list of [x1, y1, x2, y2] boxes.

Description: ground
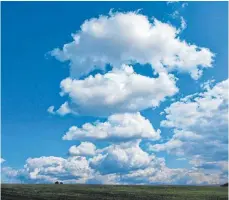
[[1, 184, 228, 200]]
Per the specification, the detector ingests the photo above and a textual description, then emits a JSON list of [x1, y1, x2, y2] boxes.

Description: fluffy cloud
[[51, 65, 178, 117], [150, 79, 228, 165], [16, 156, 93, 183], [121, 160, 185, 184], [1, 158, 5, 164], [63, 112, 160, 141], [161, 79, 228, 131], [69, 142, 96, 156], [2, 141, 227, 185], [89, 140, 227, 184], [90, 140, 153, 174], [51, 11, 214, 80], [149, 129, 202, 155]]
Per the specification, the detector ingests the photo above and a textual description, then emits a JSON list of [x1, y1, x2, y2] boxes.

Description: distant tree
[[55, 181, 59, 184], [60, 182, 63, 184], [220, 183, 228, 187]]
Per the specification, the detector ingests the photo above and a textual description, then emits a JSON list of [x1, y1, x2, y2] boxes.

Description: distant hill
[[220, 183, 228, 187]]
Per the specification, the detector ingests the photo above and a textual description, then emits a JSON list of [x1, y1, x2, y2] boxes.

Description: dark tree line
[[55, 181, 63, 184], [220, 183, 228, 187]]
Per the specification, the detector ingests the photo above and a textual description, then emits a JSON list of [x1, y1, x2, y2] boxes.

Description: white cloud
[[149, 138, 183, 153], [151, 79, 228, 163], [2, 167, 18, 177], [48, 102, 73, 116], [125, 168, 225, 185], [170, 11, 187, 33], [120, 157, 225, 185], [172, 129, 203, 140], [21, 156, 93, 183], [161, 79, 228, 134], [90, 140, 153, 174], [53, 65, 178, 117], [149, 129, 202, 155], [47, 106, 55, 114], [63, 112, 161, 141], [2, 142, 227, 185], [200, 79, 215, 90], [69, 142, 96, 156], [51, 11, 214, 80]]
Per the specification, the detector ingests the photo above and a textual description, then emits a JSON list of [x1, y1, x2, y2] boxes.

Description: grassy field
[[1, 184, 228, 200]]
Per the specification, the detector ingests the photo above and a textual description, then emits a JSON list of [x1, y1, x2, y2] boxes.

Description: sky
[[1, 1, 228, 185]]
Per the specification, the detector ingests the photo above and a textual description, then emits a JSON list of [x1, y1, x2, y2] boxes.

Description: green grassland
[[1, 184, 228, 200]]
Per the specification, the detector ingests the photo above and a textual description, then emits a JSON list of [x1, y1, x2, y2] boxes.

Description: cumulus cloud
[[63, 112, 161, 141], [121, 158, 186, 184], [51, 11, 214, 80], [161, 78, 228, 137], [52, 65, 178, 117], [91, 140, 226, 185], [150, 79, 228, 166], [69, 142, 96, 156], [90, 140, 153, 174], [18, 156, 93, 183], [2, 141, 227, 185], [149, 129, 202, 155]]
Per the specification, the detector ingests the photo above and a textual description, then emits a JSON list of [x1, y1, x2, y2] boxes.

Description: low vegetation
[[1, 184, 228, 200]]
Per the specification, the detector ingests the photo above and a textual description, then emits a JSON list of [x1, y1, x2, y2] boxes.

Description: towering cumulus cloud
[[51, 11, 214, 80]]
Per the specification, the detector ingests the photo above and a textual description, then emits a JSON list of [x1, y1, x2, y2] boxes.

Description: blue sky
[[1, 1, 228, 184]]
